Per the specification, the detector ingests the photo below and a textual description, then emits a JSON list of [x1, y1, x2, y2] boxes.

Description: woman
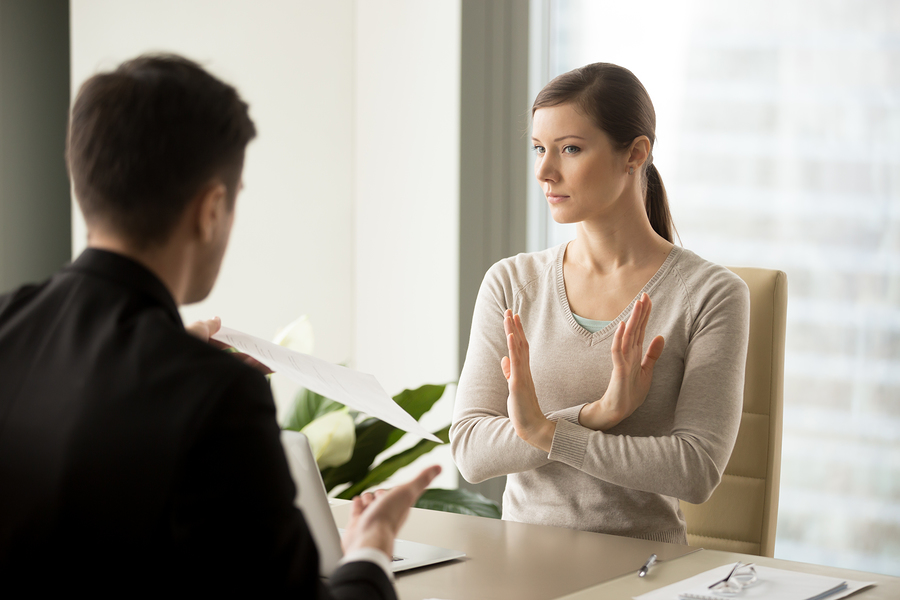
[[450, 63, 750, 544]]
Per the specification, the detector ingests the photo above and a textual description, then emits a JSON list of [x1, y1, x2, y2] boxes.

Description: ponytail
[[644, 163, 673, 243]]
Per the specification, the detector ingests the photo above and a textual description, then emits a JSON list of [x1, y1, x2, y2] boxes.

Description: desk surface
[[333, 503, 696, 600], [332, 503, 900, 600]]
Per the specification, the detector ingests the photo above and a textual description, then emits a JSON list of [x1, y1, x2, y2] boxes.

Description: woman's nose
[[535, 155, 558, 182]]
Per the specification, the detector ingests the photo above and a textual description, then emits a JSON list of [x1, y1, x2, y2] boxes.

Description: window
[[534, 0, 900, 575]]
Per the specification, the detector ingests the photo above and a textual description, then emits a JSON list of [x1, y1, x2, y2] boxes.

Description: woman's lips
[[546, 194, 569, 204]]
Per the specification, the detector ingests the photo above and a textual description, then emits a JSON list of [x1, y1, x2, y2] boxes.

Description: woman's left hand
[[579, 293, 665, 431], [501, 309, 555, 452]]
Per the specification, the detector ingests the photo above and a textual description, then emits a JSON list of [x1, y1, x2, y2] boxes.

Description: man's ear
[[626, 136, 651, 172], [194, 182, 229, 244]]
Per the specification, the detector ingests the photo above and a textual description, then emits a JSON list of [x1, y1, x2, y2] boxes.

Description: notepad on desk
[[634, 562, 874, 600]]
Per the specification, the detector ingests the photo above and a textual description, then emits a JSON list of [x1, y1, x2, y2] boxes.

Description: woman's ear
[[626, 136, 652, 173]]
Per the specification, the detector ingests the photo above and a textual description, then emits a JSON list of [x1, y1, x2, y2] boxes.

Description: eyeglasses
[[707, 562, 758, 596]]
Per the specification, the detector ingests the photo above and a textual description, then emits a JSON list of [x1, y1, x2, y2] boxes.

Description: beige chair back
[[681, 267, 787, 557]]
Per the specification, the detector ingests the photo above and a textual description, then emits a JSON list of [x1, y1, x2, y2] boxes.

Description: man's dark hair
[[67, 54, 257, 247]]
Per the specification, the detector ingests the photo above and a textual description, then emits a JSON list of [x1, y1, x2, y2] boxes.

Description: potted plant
[[276, 316, 499, 519]]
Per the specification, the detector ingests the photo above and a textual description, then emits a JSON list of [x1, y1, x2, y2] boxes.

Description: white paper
[[634, 563, 874, 600], [212, 326, 440, 442]]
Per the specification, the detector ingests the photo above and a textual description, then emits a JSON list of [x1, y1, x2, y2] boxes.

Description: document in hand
[[211, 326, 440, 442], [633, 562, 874, 600]]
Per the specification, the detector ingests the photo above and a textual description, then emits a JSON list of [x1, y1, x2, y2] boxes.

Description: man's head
[[67, 54, 257, 250]]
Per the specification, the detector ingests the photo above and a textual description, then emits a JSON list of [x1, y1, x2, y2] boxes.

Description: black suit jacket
[[0, 249, 395, 598]]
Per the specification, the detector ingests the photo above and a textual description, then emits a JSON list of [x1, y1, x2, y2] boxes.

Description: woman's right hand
[[579, 293, 665, 431], [501, 310, 556, 452]]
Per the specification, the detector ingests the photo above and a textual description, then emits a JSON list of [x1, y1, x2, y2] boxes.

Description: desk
[[332, 503, 900, 600], [333, 503, 695, 600]]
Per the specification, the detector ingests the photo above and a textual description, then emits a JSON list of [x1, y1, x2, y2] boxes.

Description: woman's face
[[531, 103, 629, 225]]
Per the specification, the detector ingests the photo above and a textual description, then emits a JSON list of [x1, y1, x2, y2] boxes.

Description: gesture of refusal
[[579, 293, 666, 431]]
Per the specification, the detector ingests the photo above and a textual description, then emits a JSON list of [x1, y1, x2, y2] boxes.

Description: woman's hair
[[532, 63, 673, 242]]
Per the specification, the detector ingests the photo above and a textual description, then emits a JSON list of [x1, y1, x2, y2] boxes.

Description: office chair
[[680, 267, 787, 557]]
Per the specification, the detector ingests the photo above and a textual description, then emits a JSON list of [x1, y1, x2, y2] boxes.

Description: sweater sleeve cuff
[[550, 404, 585, 425], [340, 547, 395, 582], [548, 418, 590, 469]]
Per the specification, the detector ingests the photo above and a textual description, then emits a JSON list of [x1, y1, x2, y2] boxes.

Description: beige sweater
[[450, 243, 750, 543]]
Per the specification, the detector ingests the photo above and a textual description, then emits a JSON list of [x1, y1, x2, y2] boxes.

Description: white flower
[[274, 315, 315, 355], [300, 409, 356, 469]]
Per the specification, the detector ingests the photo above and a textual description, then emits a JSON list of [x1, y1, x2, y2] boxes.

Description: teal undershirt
[[572, 313, 612, 333]]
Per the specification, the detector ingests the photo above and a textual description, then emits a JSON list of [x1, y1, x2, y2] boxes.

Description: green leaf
[[384, 384, 447, 450], [321, 383, 447, 492], [414, 488, 502, 519], [281, 388, 344, 431], [336, 425, 450, 499]]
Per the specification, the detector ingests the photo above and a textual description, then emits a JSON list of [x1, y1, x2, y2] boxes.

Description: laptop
[[280, 430, 465, 576]]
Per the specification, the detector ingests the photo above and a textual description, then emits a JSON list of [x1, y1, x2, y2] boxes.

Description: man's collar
[[68, 248, 182, 326]]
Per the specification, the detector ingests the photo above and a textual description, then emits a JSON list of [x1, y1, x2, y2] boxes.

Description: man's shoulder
[[0, 271, 61, 329], [0, 264, 268, 413], [139, 319, 271, 406], [0, 282, 45, 315]]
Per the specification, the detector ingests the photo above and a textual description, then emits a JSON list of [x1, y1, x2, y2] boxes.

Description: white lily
[[274, 314, 315, 355], [300, 409, 356, 469], [272, 315, 316, 420]]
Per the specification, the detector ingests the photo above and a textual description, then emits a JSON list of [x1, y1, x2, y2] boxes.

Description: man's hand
[[579, 293, 665, 431], [500, 310, 555, 452], [341, 465, 442, 559], [185, 316, 222, 342], [185, 316, 273, 375]]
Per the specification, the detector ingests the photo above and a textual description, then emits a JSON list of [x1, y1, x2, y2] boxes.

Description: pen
[[638, 553, 657, 578]]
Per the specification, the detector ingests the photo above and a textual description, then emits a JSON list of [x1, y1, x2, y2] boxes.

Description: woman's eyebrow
[[531, 135, 587, 142]]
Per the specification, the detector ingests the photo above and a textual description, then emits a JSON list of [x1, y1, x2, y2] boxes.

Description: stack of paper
[[634, 563, 874, 600]]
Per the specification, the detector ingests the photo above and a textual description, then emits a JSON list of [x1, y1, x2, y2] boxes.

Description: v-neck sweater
[[450, 243, 751, 543]]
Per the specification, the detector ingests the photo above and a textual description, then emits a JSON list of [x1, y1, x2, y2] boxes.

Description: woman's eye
[[563, 145, 581, 154], [533, 145, 546, 155]]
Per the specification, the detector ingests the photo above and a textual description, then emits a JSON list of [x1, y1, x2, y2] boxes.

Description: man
[[0, 54, 437, 597]]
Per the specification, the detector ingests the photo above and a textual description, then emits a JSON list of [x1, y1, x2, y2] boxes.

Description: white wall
[[354, 0, 461, 488], [71, 0, 460, 489], [71, 0, 356, 380]]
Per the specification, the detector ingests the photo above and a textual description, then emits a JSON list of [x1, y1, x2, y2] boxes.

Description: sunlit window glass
[[537, 0, 900, 575]]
